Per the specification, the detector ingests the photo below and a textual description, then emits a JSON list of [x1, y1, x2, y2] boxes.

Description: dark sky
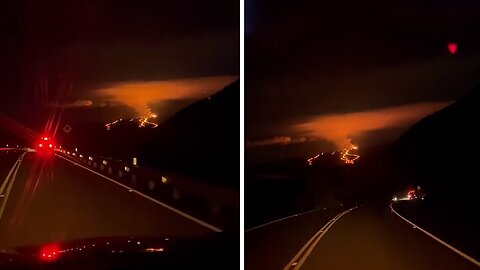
[[0, 0, 238, 133], [246, 0, 480, 158]]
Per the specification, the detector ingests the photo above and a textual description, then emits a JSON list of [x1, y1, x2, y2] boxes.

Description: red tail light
[[39, 243, 60, 262]]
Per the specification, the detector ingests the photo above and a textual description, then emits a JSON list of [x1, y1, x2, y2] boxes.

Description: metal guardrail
[[55, 148, 239, 230]]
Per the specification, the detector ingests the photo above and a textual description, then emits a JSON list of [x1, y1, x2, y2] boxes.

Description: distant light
[[88, 157, 93, 161], [393, 197, 398, 201], [103, 160, 108, 165], [133, 157, 137, 166], [448, 42, 458, 55], [49, 144, 52, 148], [75, 148, 78, 152], [145, 248, 164, 252], [6, 144, 8, 147], [39, 143, 43, 147], [124, 166, 130, 172], [161, 176, 168, 184], [79, 154, 83, 158]]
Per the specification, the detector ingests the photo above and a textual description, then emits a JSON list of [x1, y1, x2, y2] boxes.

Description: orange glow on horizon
[[294, 101, 451, 149], [96, 75, 237, 117]]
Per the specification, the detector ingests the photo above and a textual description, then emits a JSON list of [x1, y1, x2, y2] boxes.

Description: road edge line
[[0, 154, 22, 194], [390, 203, 480, 267], [0, 152, 26, 220], [55, 154, 223, 233], [283, 206, 357, 270], [246, 209, 319, 232]]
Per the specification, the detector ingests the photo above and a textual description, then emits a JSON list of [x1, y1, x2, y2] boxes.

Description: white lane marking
[[55, 154, 222, 233], [0, 152, 27, 220], [0, 158, 21, 194], [390, 203, 480, 267], [0, 151, 27, 195], [283, 206, 357, 270], [246, 209, 320, 232], [283, 211, 345, 270]]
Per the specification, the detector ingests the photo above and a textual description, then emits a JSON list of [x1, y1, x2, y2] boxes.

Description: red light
[[39, 143, 43, 147], [448, 42, 457, 55], [39, 243, 60, 262]]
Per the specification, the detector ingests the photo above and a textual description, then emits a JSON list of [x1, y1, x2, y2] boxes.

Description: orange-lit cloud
[[246, 136, 307, 147], [294, 101, 451, 148], [95, 75, 237, 116], [54, 99, 93, 108]]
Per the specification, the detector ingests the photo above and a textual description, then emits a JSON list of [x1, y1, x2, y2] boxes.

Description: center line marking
[[283, 206, 357, 270]]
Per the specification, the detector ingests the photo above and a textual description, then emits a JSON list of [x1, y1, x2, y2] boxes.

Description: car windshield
[[0, 0, 239, 268]]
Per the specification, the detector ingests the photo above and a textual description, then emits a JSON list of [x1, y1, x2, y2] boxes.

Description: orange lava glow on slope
[[307, 145, 359, 165]]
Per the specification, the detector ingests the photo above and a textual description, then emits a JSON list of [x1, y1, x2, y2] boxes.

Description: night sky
[[0, 0, 238, 133], [246, 0, 480, 159]]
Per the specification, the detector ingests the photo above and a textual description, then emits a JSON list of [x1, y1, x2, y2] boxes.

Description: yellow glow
[[306, 154, 320, 166], [145, 248, 164, 252], [339, 147, 360, 165]]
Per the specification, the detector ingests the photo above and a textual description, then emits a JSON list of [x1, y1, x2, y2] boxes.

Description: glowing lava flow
[[105, 112, 159, 130], [307, 152, 324, 165], [340, 146, 360, 164], [105, 118, 122, 130], [138, 113, 158, 128], [306, 146, 360, 166]]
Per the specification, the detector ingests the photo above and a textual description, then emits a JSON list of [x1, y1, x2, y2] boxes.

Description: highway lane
[[245, 206, 345, 270], [0, 151, 214, 248], [247, 204, 479, 270], [295, 206, 479, 270]]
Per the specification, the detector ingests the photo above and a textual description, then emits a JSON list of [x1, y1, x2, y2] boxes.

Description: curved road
[[0, 150, 214, 248], [246, 204, 480, 270]]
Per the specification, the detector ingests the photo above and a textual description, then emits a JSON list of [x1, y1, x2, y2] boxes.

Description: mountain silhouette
[[140, 80, 239, 189], [360, 83, 480, 203]]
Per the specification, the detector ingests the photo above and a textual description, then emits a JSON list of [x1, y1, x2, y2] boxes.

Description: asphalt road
[[0, 150, 214, 248], [245, 207, 344, 270], [247, 205, 480, 270]]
